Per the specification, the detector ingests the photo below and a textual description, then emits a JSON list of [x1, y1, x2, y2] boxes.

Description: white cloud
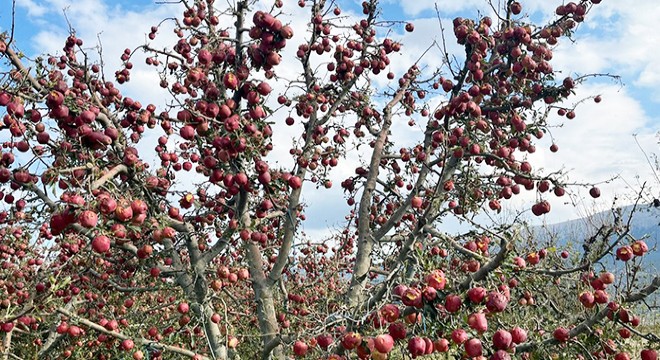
[[389, 0, 555, 20], [388, 0, 660, 225], [388, 0, 660, 103], [636, 63, 660, 89], [505, 82, 659, 224], [16, 0, 178, 106], [387, 0, 491, 17], [554, 1, 660, 100], [15, 0, 49, 17]]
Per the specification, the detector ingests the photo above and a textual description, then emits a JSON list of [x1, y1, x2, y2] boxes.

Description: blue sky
[[2, 0, 659, 236]]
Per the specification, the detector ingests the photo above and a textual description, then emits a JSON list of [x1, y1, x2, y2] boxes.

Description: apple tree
[[0, 0, 658, 359]]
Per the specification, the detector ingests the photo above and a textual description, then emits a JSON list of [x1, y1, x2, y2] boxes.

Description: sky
[[2, 0, 659, 238]]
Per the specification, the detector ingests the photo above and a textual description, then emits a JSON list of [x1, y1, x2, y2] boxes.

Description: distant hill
[[525, 203, 660, 306], [537, 203, 658, 261], [527, 203, 660, 267]]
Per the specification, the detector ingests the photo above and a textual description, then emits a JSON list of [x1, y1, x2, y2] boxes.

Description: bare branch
[[56, 308, 210, 359], [2, 46, 43, 93], [91, 164, 128, 191], [516, 275, 660, 353]]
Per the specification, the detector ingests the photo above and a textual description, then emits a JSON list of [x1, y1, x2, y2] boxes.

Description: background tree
[[0, 0, 658, 359]]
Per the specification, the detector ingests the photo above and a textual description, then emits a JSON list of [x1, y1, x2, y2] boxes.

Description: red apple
[[380, 304, 400, 323], [177, 302, 190, 314], [467, 287, 486, 303], [510, 327, 527, 344], [616, 246, 634, 261], [392, 284, 408, 298], [411, 196, 423, 209], [641, 349, 657, 360], [0, 322, 14, 332], [422, 286, 437, 302], [91, 235, 111, 254], [356, 340, 372, 359], [513, 256, 526, 269], [288, 176, 303, 189], [631, 240, 648, 256], [223, 72, 238, 90], [451, 329, 468, 345], [341, 332, 362, 350], [115, 201, 134, 222], [56, 322, 69, 334], [510, 1, 522, 14], [293, 340, 308, 357], [78, 210, 98, 228], [599, 272, 615, 284], [434, 338, 449, 352], [492, 329, 512, 350], [373, 334, 394, 354], [526, 252, 540, 265], [256, 82, 272, 96], [618, 328, 631, 339], [407, 337, 425, 357], [465, 338, 482, 357], [632, 314, 641, 326], [486, 291, 508, 312], [46, 91, 64, 108], [618, 308, 631, 323], [180, 125, 195, 140], [315, 334, 333, 350], [211, 313, 221, 323], [121, 339, 135, 351], [445, 294, 462, 313], [401, 287, 423, 308], [404, 313, 420, 325], [491, 350, 512, 360], [387, 322, 407, 340], [67, 325, 82, 337], [614, 353, 631, 360], [423, 338, 433, 354], [98, 194, 118, 214], [579, 291, 595, 308], [553, 327, 570, 342], [594, 289, 609, 304], [0, 92, 10, 106], [280, 25, 294, 39], [425, 270, 446, 290], [468, 312, 488, 333]]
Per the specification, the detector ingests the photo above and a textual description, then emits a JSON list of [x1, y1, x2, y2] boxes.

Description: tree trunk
[[175, 266, 230, 359], [201, 303, 230, 359], [246, 242, 284, 360]]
